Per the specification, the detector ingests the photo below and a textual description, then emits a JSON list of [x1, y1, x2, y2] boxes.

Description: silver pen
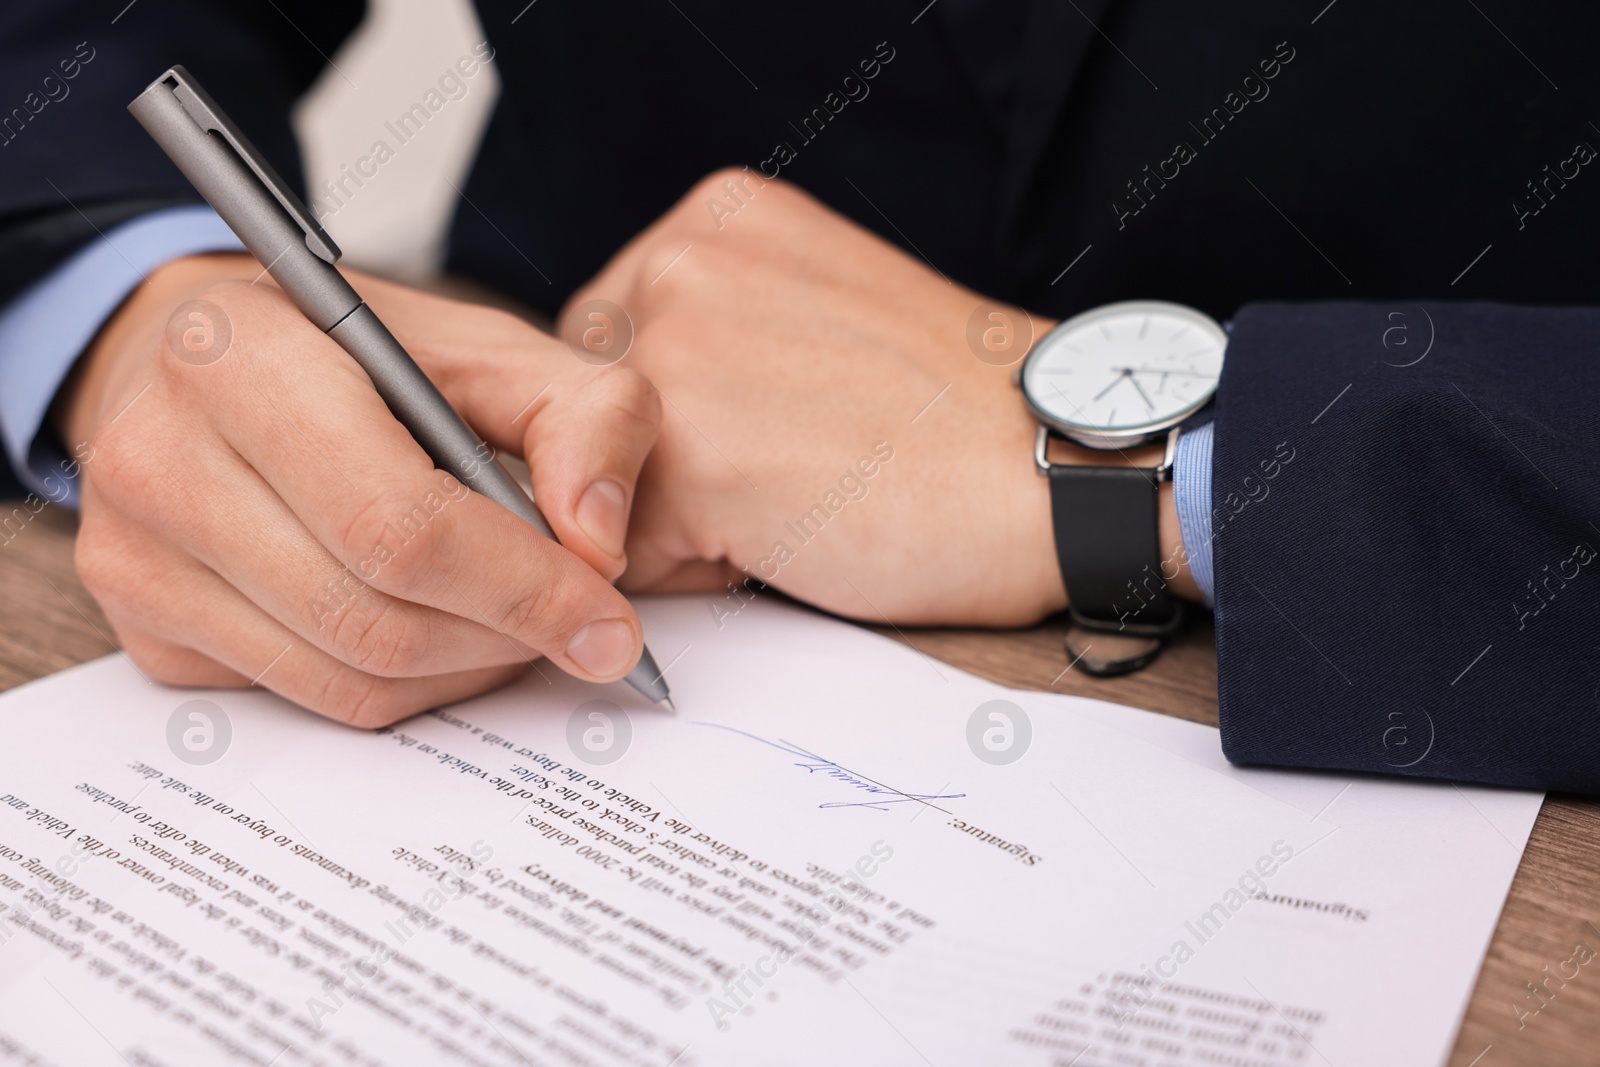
[[129, 66, 673, 710]]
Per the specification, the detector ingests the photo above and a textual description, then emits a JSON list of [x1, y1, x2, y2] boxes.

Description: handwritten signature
[[693, 723, 965, 812]]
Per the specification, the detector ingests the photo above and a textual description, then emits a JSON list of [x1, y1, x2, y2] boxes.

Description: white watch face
[[1021, 301, 1225, 440]]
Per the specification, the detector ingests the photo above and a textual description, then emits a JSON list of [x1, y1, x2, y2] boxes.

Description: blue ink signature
[[692, 722, 966, 812]]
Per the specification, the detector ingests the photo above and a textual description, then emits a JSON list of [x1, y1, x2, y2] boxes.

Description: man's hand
[[564, 169, 1196, 628], [59, 254, 661, 725]]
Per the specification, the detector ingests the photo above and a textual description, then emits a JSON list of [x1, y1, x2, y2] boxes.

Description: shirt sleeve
[[0, 205, 244, 506], [1172, 420, 1214, 605]]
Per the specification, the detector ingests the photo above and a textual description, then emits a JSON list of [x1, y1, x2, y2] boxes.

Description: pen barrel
[[130, 76, 549, 534], [334, 307, 670, 705], [132, 68, 671, 707], [129, 79, 359, 330], [328, 305, 557, 539]]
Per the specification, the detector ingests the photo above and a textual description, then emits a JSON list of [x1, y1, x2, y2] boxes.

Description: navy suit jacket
[[2, 1, 1597, 790]]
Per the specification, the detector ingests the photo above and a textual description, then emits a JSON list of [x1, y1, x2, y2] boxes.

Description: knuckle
[[689, 239, 741, 275], [187, 278, 288, 335], [495, 575, 572, 650], [334, 491, 438, 586], [136, 656, 194, 688], [191, 277, 257, 308], [627, 238, 739, 313], [158, 281, 252, 370], [83, 407, 170, 513], [631, 243, 745, 317], [384, 508, 456, 597], [689, 165, 799, 221], [749, 172, 805, 214], [337, 484, 464, 602], [335, 493, 397, 564], [594, 367, 663, 431], [324, 595, 428, 678], [102, 610, 225, 690], [762, 173, 802, 202], [123, 639, 205, 688], [161, 280, 315, 387], [73, 522, 132, 606], [687, 165, 762, 206], [314, 667, 409, 729], [635, 241, 701, 298]]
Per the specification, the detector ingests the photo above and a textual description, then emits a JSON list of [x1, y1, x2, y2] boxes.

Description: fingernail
[[576, 479, 628, 559], [566, 619, 638, 678]]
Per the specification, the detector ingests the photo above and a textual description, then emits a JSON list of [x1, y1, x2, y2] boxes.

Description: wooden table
[[4, 502, 1598, 1066]]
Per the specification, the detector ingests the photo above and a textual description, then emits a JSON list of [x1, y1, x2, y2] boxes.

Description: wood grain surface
[[2, 501, 1596, 1066]]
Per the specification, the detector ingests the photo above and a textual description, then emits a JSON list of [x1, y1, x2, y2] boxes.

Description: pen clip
[[155, 65, 341, 265]]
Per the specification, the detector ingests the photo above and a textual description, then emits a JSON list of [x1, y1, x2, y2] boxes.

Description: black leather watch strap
[[1048, 461, 1181, 637]]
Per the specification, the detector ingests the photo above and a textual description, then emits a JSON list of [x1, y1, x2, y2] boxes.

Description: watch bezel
[[1020, 299, 1226, 450]]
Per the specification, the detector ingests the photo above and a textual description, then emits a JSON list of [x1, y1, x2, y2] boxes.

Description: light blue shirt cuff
[[0, 205, 245, 507], [1173, 420, 1215, 606]]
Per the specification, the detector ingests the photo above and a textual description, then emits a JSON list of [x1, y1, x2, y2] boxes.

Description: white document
[[0, 596, 1539, 1067]]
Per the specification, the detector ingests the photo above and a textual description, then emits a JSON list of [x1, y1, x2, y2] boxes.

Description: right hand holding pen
[[58, 253, 661, 725]]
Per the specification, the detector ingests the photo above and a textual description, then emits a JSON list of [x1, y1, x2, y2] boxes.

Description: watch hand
[[1092, 369, 1130, 402], [1128, 374, 1156, 413], [1111, 366, 1215, 377]]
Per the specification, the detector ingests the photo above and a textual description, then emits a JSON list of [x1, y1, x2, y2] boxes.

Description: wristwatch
[[1018, 300, 1226, 676]]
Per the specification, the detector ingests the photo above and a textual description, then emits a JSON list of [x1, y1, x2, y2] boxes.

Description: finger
[[116, 629, 251, 689], [98, 414, 540, 678], [357, 288, 555, 459], [352, 283, 661, 578], [88, 523, 530, 727], [519, 367, 661, 580], [174, 282, 644, 683], [613, 458, 710, 593]]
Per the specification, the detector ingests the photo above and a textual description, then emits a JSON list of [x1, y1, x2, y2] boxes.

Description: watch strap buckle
[[1065, 601, 1185, 676], [1069, 600, 1185, 639], [1063, 624, 1168, 678], [1035, 423, 1179, 482]]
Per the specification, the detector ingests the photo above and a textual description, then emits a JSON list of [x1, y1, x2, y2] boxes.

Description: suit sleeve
[[0, 0, 364, 493], [1213, 301, 1600, 794], [0, 0, 364, 277]]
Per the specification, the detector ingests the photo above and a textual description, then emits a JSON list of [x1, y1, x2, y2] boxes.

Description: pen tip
[[658, 697, 677, 714]]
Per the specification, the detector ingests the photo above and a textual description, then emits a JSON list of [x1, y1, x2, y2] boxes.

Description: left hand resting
[[561, 169, 1077, 627]]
